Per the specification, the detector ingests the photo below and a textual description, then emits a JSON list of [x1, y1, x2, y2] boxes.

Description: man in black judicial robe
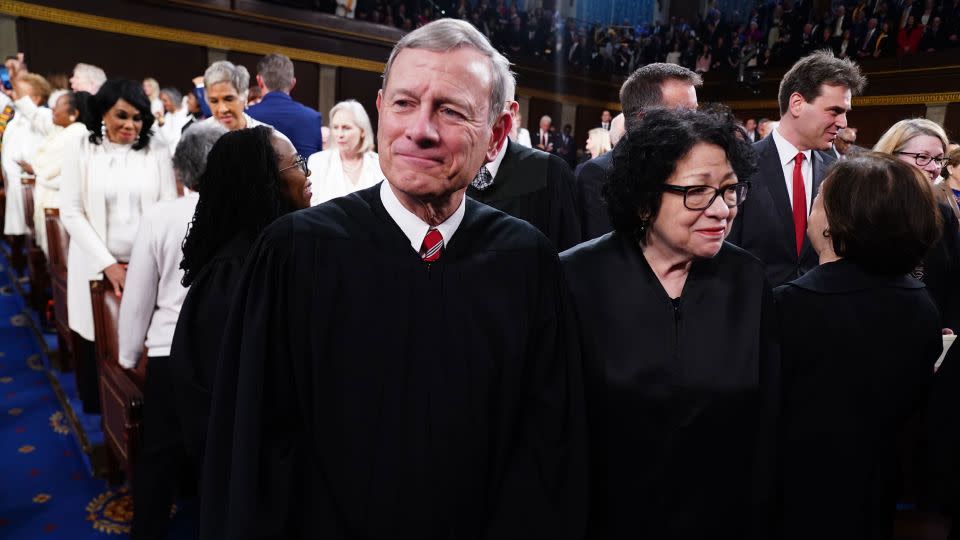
[[198, 19, 587, 540], [466, 137, 581, 251]]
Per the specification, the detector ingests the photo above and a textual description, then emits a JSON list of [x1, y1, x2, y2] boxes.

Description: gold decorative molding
[[725, 91, 960, 110], [0, 0, 386, 73]]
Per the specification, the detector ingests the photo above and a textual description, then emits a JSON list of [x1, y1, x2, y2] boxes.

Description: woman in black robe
[[776, 154, 943, 539], [170, 125, 312, 477], [561, 107, 779, 539]]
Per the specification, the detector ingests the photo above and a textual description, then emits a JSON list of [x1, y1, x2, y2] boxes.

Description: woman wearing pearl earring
[[60, 79, 176, 413]]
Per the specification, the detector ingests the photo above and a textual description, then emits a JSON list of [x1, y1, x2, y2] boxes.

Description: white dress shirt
[[118, 193, 198, 367], [379, 180, 465, 254], [307, 150, 383, 205], [486, 136, 510, 181], [771, 127, 813, 215], [60, 137, 177, 340]]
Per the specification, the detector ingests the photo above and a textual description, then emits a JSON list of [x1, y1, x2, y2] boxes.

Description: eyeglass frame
[[657, 182, 751, 211], [279, 154, 310, 175], [896, 151, 945, 167]]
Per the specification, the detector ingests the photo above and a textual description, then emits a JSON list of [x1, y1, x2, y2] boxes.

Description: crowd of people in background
[[2, 14, 960, 539]]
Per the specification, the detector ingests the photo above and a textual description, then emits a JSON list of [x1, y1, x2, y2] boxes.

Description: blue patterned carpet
[[0, 248, 196, 538]]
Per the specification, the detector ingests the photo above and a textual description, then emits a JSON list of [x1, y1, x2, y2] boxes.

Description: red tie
[[420, 228, 443, 262], [792, 152, 807, 257]]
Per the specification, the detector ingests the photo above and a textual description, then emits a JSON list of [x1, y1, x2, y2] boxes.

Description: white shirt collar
[[379, 180, 466, 254], [486, 137, 509, 180], [772, 126, 811, 166]]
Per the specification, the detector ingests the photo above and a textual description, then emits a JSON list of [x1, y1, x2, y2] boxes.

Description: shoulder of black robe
[[561, 235, 779, 539], [466, 140, 582, 252], [170, 233, 253, 462], [573, 152, 614, 242], [921, 203, 960, 332], [200, 183, 587, 540]]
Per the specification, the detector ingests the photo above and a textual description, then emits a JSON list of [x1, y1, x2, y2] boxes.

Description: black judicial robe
[[560, 234, 780, 540], [466, 140, 582, 251], [921, 203, 960, 332], [169, 234, 253, 464], [199, 183, 588, 540], [774, 260, 942, 540]]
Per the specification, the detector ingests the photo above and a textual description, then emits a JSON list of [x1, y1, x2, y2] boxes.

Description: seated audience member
[[583, 127, 612, 162], [198, 61, 269, 132], [198, 19, 586, 539], [69, 62, 106, 94], [60, 79, 177, 412], [307, 99, 381, 205], [19, 91, 89, 256], [170, 126, 311, 490], [155, 87, 191, 149], [247, 53, 324, 157], [776, 153, 943, 540], [562, 107, 778, 539], [121, 122, 227, 539], [875, 118, 960, 332]]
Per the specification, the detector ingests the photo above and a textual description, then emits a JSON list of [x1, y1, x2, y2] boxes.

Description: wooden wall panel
[[847, 105, 927, 148], [527, 98, 564, 142], [336, 68, 382, 142], [226, 51, 320, 110], [945, 103, 960, 143], [17, 19, 207, 96]]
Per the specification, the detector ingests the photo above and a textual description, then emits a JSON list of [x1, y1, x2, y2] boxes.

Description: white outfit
[[30, 122, 89, 255], [772, 127, 813, 215], [2, 113, 45, 235], [150, 98, 164, 118], [197, 113, 269, 132], [60, 137, 176, 340], [307, 149, 383, 206], [157, 108, 191, 150], [516, 127, 532, 148], [118, 192, 198, 368]]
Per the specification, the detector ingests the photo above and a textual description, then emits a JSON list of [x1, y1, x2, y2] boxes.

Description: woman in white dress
[[307, 99, 382, 205], [198, 61, 268, 132], [60, 79, 176, 412], [154, 87, 191, 149], [143, 77, 164, 118]]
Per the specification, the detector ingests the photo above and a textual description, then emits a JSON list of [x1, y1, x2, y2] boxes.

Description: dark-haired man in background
[[247, 53, 323, 157]]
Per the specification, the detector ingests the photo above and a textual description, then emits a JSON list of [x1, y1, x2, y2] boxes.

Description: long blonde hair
[[873, 118, 949, 155]]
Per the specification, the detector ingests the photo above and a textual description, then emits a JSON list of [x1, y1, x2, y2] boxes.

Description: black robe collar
[[786, 258, 924, 293]]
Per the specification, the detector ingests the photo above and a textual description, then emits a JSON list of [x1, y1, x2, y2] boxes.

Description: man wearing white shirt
[[728, 50, 866, 286]]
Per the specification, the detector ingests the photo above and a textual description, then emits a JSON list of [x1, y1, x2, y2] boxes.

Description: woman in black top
[[776, 154, 943, 540], [562, 107, 779, 539]]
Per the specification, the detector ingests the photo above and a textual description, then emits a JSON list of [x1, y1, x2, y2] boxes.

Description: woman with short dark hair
[[60, 79, 176, 413], [562, 107, 778, 538], [776, 153, 943, 539]]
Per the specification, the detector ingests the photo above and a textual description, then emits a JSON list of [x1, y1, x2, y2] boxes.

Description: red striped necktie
[[420, 228, 443, 262]]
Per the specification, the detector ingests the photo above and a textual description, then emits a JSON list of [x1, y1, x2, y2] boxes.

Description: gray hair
[[73, 63, 106, 92], [173, 122, 228, 190], [257, 53, 295, 93], [160, 87, 183, 107], [382, 18, 514, 126], [330, 99, 375, 154], [204, 60, 250, 100]]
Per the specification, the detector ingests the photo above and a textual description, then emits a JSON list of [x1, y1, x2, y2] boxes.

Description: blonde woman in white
[[60, 79, 176, 412], [307, 99, 382, 205]]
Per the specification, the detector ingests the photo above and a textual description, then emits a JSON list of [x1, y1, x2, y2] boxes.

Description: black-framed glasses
[[659, 182, 751, 211], [280, 154, 310, 175], [896, 152, 945, 167]]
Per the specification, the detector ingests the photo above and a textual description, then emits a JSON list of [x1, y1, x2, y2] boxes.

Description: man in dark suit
[[857, 18, 881, 58], [575, 63, 702, 241], [557, 124, 577, 169], [599, 109, 613, 130], [246, 53, 323, 157], [468, 81, 581, 251], [728, 50, 867, 286], [535, 114, 561, 155]]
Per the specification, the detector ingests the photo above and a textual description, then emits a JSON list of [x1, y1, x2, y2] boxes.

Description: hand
[[104, 263, 127, 298], [16, 160, 33, 175], [154, 111, 164, 125], [192, 76, 204, 86]]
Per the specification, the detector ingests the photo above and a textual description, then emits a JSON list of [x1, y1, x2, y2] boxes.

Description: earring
[[822, 229, 831, 238], [100, 121, 106, 137]]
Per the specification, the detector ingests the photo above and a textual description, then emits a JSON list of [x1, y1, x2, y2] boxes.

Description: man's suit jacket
[[728, 135, 836, 286], [246, 91, 323, 157], [574, 151, 614, 241], [535, 129, 562, 155], [467, 140, 582, 251]]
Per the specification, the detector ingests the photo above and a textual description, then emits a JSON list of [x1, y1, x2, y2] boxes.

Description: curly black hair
[[602, 106, 757, 243], [180, 125, 295, 286], [84, 79, 154, 150]]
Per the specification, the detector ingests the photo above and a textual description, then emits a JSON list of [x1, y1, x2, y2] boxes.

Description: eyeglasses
[[659, 182, 751, 211], [279, 154, 310, 175], [897, 152, 945, 167]]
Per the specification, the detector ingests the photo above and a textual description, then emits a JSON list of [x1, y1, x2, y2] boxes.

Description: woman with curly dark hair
[[60, 79, 176, 413], [160, 126, 310, 535], [561, 107, 779, 539]]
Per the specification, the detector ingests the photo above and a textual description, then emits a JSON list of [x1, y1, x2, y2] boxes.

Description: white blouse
[[60, 136, 176, 340], [30, 122, 89, 255], [307, 150, 383, 205]]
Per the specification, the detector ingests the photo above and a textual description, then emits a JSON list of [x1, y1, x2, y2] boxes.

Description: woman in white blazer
[[2, 74, 52, 242], [60, 79, 176, 412], [307, 99, 382, 205]]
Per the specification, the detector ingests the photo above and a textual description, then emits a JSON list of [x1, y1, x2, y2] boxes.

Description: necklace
[[341, 154, 363, 173]]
